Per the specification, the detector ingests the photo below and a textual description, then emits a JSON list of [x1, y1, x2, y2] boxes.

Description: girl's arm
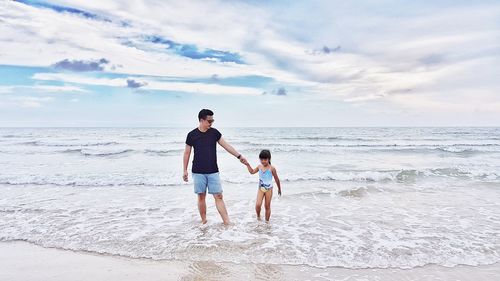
[[271, 166, 281, 196], [246, 163, 259, 174]]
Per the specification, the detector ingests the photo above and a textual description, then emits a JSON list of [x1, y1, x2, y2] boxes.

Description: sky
[[0, 0, 499, 127]]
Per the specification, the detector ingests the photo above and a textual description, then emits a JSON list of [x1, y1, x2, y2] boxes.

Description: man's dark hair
[[259, 149, 271, 164], [198, 109, 214, 121]]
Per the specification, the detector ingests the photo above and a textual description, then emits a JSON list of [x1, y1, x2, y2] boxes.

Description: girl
[[245, 149, 281, 221]]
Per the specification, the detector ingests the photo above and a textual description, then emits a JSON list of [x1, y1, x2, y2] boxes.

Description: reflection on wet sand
[[179, 261, 285, 281]]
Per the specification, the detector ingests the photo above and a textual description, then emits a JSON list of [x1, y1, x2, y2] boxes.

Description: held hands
[[183, 170, 188, 182], [239, 155, 248, 165]]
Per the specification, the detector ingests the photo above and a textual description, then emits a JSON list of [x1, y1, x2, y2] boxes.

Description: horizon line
[[1, 126, 499, 129]]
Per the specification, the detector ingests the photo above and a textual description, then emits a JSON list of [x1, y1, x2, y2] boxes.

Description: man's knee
[[265, 203, 271, 210], [198, 193, 206, 201], [213, 193, 223, 200]]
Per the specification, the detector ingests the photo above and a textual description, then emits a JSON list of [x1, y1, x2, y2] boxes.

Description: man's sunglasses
[[205, 119, 214, 123]]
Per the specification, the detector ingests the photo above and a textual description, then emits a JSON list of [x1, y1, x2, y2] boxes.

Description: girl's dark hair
[[259, 149, 271, 164]]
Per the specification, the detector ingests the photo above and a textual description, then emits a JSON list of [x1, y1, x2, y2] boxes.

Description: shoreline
[[1, 241, 499, 281]]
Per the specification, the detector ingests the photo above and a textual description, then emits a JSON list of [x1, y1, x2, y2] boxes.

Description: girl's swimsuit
[[259, 168, 273, 193]]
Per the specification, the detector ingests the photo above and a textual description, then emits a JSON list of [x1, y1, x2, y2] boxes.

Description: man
[[183, 109, 247, 225]]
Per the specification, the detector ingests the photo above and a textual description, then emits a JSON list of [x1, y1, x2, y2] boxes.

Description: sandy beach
[[1, 241, 498, 281]]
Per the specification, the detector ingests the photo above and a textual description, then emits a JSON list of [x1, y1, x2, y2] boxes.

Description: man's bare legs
[[264, 189, 273, 222], [197, 193, 207, 224], [255, 190, 265, 220], [213, 193, 230, 225]]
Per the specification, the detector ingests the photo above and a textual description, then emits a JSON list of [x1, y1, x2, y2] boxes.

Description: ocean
[[0, 127, 499, 269]]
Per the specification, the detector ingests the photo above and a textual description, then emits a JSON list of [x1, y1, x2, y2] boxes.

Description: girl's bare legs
[[255, 189, 265, 220], [264, 189, 273, 222]]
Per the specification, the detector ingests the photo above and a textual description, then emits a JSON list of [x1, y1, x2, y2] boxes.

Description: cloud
[[126, 79, 147, 88], [210, 74, 220, 81], [0, 86, 15, 94], [32, 72, 124, 86], [13, 0, 114, 23], [32, 72, 263, 95], [8, 96, 53, 108], [2, 0, 500, 125], [275, 87, 287, 96], [322, 45, 341, 54], [31, 85, 87, 92], [344, 93, 386, 103], [1, 1, 311, 87], [309, 45, 341, 55], [419, 54, 445, 65], [145, 35, 244, 64], [263, 87, 287, 96], [53, 58, 110, 72], [0, 85, 86, 94]]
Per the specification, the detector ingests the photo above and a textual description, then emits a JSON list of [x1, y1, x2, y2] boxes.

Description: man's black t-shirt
[[185, 127, 222, 174]]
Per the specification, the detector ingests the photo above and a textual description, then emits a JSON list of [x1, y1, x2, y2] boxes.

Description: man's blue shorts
[[192, 172, 223, 194]]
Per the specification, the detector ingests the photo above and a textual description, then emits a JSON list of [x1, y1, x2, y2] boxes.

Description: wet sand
[[0, 241, 498, 281]]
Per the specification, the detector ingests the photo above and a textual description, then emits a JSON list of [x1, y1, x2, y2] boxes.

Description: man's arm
[[218, 137, 247, 164], [183, 144, 192, 182]]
